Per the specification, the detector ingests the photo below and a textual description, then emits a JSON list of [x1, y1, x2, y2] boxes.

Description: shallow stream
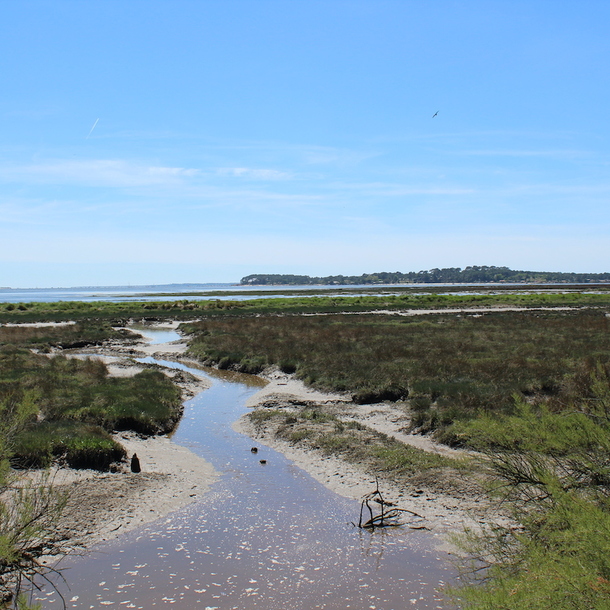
[[36, 328, 457, 609]]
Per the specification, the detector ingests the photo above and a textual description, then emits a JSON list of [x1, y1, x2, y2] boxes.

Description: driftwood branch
[[352, 476, 424, 530]]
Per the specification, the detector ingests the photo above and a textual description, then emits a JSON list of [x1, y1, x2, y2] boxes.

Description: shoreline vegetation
[[1, 287, 610, 607], [240, 265, 610, 285], [2, 284, 610, 325], [0, 324, 218, 606]]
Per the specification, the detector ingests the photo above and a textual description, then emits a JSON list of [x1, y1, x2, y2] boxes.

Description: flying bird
[[432, 111, 439, 118], [86, 118, 100, 139]]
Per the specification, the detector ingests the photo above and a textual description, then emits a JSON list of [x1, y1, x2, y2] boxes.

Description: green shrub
[[453, 373, 610, 608], [279, 361, 297, 374], [237, 357, 266, 374], [352, 384, 408, 404]]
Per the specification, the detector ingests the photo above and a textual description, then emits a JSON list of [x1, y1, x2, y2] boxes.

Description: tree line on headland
[[241, 265, 610, 286]]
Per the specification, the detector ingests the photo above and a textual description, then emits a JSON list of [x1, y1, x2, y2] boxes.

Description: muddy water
[[36, 329, 458, 609]]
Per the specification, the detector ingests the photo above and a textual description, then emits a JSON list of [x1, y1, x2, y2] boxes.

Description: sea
[[0, 283, 445, 304], [0, 282, 599, 304]]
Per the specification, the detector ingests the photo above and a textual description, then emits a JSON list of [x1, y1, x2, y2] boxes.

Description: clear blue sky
[[2, 0, 609, 287]]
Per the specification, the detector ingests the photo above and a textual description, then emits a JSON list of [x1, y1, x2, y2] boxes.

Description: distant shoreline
[[0, 283, 237, 292], [240, 266, 610, 286], [3, 280, 610, 293]]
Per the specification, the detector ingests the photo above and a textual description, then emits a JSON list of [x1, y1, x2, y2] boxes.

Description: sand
[[49, 432, 217, 552]]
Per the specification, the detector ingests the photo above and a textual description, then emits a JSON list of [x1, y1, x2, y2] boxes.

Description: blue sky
[[2, 1, 610, 287]]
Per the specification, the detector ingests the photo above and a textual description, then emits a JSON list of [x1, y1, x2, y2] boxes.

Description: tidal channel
[[36, 328, 458, 609]]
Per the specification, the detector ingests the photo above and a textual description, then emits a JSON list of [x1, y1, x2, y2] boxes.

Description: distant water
[[0, 284, 235, 304], [0, 282, 590, 304], [0, 283, 436, 304]]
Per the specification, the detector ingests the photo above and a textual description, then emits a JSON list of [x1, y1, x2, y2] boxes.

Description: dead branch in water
[[353, 477, 424, 530]]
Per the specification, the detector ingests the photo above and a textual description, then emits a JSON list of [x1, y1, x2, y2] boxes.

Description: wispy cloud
[[189, 140, 380, 167], [215, 167, 292, 180], [330, 181, 476, 197], [0, 159, 202, 188], [0, 158, 301, 189], [453, 149, 588, 158], [300, 145, 380, 166]]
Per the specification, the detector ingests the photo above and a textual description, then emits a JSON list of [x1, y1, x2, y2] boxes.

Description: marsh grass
[[188, 310, 610, 443], [0, 321, 132, 350], [0, 347, 182, 469], [1, 288, 610, 324], [11, 421, 125, 469], [259, 408, 456, 475]]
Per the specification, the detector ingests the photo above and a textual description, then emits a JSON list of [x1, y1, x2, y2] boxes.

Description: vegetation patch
[[0, 346, 182, 470], [250, 406, 458, 480], [186, 309, 610, 444], [11, 421, 125, 470], [240, 266, 610, 285], [452, 365, 610, 608], [0, 321, 134, 350], [1, 285, 610, 324], [2, 292, 610, 605]]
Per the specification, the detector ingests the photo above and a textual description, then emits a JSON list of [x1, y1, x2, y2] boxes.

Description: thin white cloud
[[147, 166, 201, 177], [494, 182, 610, 197], [190, 140, 380, 167], [330, 182, 476, 196], [0, 159, 202, 187], [454, 149, 587, 158], [300, 146, 380, 166], [215, 167, 292, 180]]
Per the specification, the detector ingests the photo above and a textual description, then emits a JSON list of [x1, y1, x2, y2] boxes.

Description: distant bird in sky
[[86, 118, 99, 139], [432, 111, 439, 118]]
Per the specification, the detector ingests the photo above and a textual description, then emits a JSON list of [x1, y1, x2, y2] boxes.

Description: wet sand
[[47, 324, 218, 551]]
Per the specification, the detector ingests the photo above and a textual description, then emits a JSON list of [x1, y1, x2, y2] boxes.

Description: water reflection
[[35, 347, 457, 609]]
